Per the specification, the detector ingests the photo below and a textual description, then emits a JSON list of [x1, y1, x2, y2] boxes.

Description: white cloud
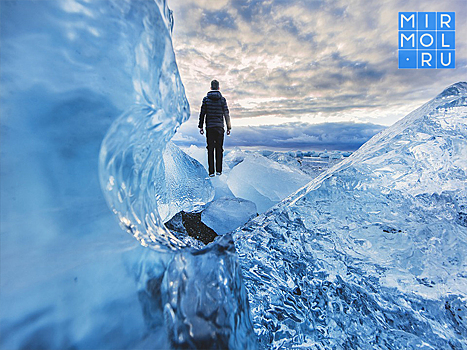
[[169, 0, 467, 144]]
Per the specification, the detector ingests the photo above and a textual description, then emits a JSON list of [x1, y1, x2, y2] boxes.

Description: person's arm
[[222, 97, 231, 135], [198, 98, 206, 134]]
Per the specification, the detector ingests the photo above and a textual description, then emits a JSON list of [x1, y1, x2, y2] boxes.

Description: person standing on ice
[[198, 79, 231, 177]]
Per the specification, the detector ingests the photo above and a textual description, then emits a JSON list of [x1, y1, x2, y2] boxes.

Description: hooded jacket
[[198, 90, 231, 130]]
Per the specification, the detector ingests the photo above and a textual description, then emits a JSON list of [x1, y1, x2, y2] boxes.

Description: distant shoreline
[[176, 143, 357, 153]]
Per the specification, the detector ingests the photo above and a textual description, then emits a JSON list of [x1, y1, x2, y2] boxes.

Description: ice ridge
[[234, 82, 467, 349]]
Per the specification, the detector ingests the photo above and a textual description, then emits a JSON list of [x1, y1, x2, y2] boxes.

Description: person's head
[[211, 80, 219, 90]]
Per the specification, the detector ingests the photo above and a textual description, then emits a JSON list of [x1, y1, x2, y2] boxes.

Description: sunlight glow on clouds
[[232, 115, 303, 127], [169, 0, 467, 149]]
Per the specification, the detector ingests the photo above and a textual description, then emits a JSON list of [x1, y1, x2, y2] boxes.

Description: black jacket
[[198, 90, 231, 130]]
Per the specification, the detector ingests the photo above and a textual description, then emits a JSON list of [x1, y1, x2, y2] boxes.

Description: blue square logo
[[398, 12, 455, 69], [437, 12, 455, 30], [399, 50, 417, 69], [437, 50, 455, 68], [399, 12, 417, 30], [418, 12, 436, 30]]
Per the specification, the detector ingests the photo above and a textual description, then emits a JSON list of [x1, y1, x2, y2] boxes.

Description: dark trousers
[[206, 127, 224, 174]]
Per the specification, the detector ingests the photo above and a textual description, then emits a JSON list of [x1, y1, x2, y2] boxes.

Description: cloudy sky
[[169, 0, 467, 150]]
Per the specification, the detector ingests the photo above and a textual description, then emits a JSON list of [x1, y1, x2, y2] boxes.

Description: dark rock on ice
[[165, 211, 218, 245]]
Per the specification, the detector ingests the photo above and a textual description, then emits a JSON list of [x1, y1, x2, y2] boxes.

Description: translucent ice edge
[[98, 0, 216, 251]]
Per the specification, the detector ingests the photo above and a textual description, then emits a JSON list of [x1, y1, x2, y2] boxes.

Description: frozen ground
[[164, 146, 344, 244], [183, 145, 348, 214], [173, 146, 346, 240]]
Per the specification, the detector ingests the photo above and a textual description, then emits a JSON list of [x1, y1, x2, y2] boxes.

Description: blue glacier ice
[[2, 0, 467, 349], [224, 150, 313, 213], [0, 1, 162, 348], [182, 145, 316, 215], [201, 198, 258, 235], [1, 0, 255, 348], [234, 82, 467, 349]]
